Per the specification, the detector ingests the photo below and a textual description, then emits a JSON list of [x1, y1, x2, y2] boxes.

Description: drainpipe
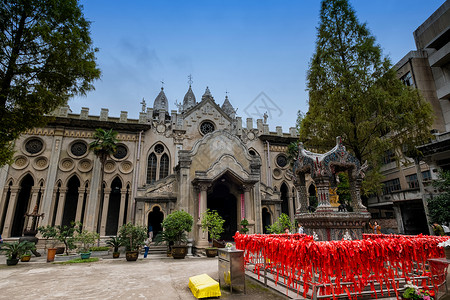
[[131, 130, 143, 224]]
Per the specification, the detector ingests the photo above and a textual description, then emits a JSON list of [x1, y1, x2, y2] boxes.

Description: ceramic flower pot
[[47, 248, 57, 262], [80, 252, 91, 259]]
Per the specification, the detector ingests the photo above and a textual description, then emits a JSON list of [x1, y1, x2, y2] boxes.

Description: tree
[[266, 213, 295, 234], [299, 0, 433, 195], [89, 128, 118, 233], [201, 209, 225, 242], [0, 0, 100, 166], [428, 170, 450, 225]]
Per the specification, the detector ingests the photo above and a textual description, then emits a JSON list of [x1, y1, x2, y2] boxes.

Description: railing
[[234, 233, 449, 299]]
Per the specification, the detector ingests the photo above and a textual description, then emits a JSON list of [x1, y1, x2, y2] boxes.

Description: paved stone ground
[[0, 253, 287, 300], [0, 253, 448, 300]]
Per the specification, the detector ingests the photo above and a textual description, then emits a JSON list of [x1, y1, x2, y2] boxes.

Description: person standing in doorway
[[148, 225, 154, 241]]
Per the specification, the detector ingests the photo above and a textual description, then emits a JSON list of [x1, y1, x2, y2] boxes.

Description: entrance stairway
[[147, 243, 167, 256]]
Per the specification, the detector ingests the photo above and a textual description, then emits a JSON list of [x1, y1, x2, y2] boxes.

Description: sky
[[72, 0, 446, 132]]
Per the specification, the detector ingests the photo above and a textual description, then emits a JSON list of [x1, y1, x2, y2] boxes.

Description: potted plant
[[38, 225, 58, 262], [106, 236, 122, 258], [155, 210, 193, 259], [1, 241, 35, 266], [21, 250, 32, 262], [201, 209, 225, 257], [55, 222, 80, 256], [118, 222, 147, 261], [240, 218, 249, 234], [402, 281, 434, 299], [76, 230, 99, 259]]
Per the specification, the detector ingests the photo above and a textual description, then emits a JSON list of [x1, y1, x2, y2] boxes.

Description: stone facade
[[0, 85, 302, 247]]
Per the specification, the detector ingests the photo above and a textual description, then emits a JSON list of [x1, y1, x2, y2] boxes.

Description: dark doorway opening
[[308, 184, 318, 208], [106, 178, 122, 236], [262, 207, 271, 234], [62, 176, 80, 227], [207, 180, 237, 241], [280, 183, 289, 216], [148, 206, 164, 241], [11, 175, 34, 237], [401, 200, 429, 235]]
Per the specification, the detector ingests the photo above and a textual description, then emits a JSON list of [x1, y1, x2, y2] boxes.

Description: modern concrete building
[[367, 0, 450, 235], [0, 84, 302, 249]]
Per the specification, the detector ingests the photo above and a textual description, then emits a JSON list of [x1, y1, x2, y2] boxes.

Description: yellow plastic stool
[[188, 274, 221, 298]]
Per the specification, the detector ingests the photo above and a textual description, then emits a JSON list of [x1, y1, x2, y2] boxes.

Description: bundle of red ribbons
[[234, 232, 449, 299]]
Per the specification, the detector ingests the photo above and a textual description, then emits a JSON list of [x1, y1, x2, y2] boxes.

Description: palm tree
[[89, 128, 118, 234]]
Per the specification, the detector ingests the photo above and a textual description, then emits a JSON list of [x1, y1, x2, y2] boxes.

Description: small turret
[[153, 87, 169, 112], [221, 95, 236, 118]]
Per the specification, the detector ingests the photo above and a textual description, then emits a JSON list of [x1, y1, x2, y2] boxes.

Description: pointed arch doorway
[[148, 206, 164, 241], [11, 175, 34, 237]]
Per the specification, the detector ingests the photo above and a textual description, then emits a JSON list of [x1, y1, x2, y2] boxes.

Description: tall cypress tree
[[300, 0, 433, 194]]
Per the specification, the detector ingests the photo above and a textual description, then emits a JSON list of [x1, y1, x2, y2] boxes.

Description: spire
[[221, 94, 236, 118], [153, 87, 169, 112], [203, 86, 212, 97]]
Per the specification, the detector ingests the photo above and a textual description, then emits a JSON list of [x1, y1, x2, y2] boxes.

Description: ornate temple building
[[0, 84, 300, 247]]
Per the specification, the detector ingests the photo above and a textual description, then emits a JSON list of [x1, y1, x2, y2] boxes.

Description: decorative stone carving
[[59, 158, 74, 172], [78, 159, 93, 173], [104, 160, 116, 173], [119, 161, 133, 174], [33, 156, 49, 170], [12, 155, 29, 170]]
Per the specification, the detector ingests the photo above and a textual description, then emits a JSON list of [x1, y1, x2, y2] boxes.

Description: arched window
[[147, 153, 157, 184], [160, 154, 169, 179], [146, 144, 170, 184]]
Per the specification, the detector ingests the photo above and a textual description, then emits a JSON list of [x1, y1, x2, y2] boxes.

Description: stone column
[[75, 187, 86, 223], [288, 188, 295, 221], [40, 134, 63, 226], [85, 159, 102, 232], [2, 186, 20, 237], [393, 204, 404, 234], [197, 183, 209, 248], [54, 188, 67, 226], [315, 178, 332, 212], [349, 178, 367, 212], [296, 173, 308, 213], [100, 188, 111, 236], [118, 190, 127, 231], [28, 187, 41, 214], [243, 185, 252, 221]]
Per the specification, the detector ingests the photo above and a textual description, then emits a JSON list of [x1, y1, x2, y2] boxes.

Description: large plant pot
[[55, 246, 65, 254], [205, 247, 218, 257], [47, 248, 57, 262], [125, 251, 139, 261], [21, 255, 31, 262], [171, 245, 187, 259], [6, 258, 19, 266], [113, 252, 120, 259], [80, 252, 91, 259]]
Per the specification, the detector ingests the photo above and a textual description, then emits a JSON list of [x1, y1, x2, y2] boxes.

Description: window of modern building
[[406, 174, 419, 189], [422, 170, 431, 181], [382, 178, 401, 194], [400, 72, 414, 87], [382, 149, 396, 165], [146, 144, 170, 184]]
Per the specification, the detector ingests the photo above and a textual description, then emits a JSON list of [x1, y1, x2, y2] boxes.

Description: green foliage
[[89, 128, 118, 165], [428, 170, 450, 225], [105, 236, 122, 253], [118, 222, 147, 251], [55, 257, 99, 264], [75, 230, 99, 253], [266, 213, 295, 234], [337, 173, 351, 204], [0, 0, 100, 166], [89, 246, 109, 251], [157, 210, 194, 246], [299, 0, 433, 195], [201, 209, 225, 242], [55, 222, 81, 255], [38, 225, 58, 248], [240, 218, 249, 234], [1, 241, 35, 260]]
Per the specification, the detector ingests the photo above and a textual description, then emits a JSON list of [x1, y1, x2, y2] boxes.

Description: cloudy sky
[[72, 0, 445, 131]]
